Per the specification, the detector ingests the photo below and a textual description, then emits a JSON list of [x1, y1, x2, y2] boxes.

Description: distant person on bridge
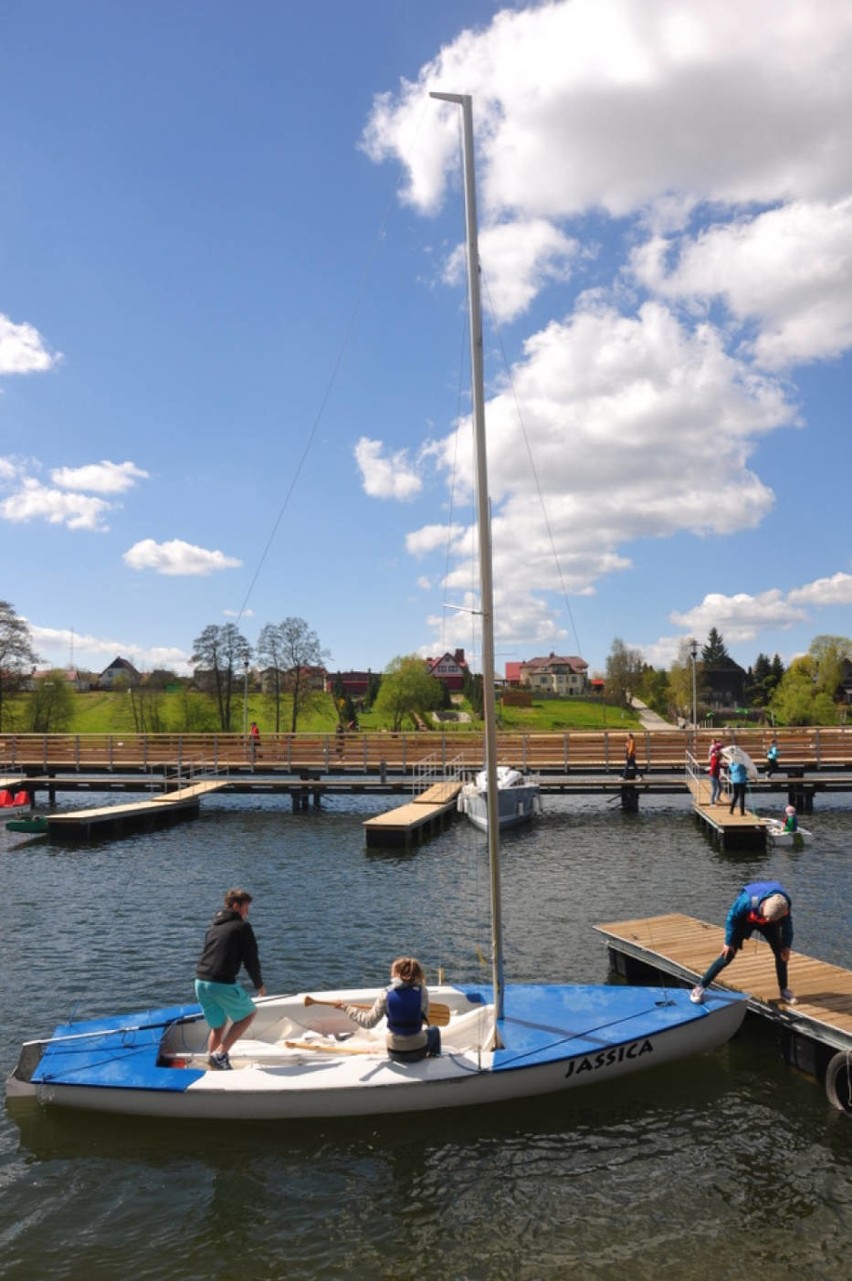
[[623, 732, 642, 779], [249, 721, 261, 761], [766, 738, 779, 776], [691, 880, 795, 1006]]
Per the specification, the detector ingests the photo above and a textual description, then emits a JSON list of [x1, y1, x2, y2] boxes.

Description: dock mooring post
[[620, 768, 639, 813]]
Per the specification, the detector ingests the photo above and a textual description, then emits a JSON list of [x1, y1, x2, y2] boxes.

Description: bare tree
[[191, 623, 252, 730], [257, 617, 329, 733], [0, 601, 39, 731]]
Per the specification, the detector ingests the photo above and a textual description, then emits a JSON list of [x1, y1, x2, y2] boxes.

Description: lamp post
[[243, 658, 249, 738], [690, 639, 698, 746]]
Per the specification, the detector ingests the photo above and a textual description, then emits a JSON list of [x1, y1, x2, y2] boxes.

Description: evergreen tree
[[702, 628, 735, 667]]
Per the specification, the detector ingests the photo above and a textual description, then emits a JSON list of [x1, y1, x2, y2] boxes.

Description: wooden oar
[[284, 1040, 379, 1055], [304, 995, 451, 1027]]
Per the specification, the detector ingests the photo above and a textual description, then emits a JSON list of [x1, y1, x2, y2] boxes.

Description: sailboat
[[5, 94, 745, 1121]]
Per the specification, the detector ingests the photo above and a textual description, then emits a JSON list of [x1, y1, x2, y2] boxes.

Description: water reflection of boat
[[5, 93, 746, 1122]]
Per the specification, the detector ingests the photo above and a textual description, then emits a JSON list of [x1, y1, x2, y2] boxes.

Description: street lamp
[[243, 658, 249, 738], [689, 639, 699, 743]]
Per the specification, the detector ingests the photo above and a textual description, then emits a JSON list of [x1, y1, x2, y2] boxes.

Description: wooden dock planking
[[363, 783, 461, 848], [595, 913, 852, 1051], [43, 781, 228, 837], [686, 773, 767, 848], [150, 779, 229, 801]]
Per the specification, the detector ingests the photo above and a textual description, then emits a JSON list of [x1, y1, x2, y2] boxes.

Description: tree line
[[604, 627, 851, 726], [0, 601, 459, 735]]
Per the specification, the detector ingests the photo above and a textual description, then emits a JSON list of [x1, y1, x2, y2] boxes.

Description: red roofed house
[[426, 649, 468, 692], [518, 653, 589, 696], [323, 671, 373, 699]]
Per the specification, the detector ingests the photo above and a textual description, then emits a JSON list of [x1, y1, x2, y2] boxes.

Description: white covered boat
[[458, 765, 541, 832], [5, 94, 747, 1123]]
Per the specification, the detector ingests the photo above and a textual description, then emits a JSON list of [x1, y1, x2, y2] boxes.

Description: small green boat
[[5, 815, 49, 834]]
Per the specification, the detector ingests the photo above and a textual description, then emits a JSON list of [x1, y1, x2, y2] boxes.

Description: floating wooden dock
[[363, 781, 462, 849], [595, 912, 852, 1111], [39, 780, 227, 840], [686, 767, 768, 850]]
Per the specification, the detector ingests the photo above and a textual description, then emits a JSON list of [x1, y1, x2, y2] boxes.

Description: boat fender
[[825, 1051, 852, 1115]]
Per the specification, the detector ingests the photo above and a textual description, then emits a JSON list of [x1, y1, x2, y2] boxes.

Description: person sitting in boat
[[194, 887, 267, 1070], [782, 804, 798, 833], [335, 956, 441, 1062], [690, 880, 795, 1006]]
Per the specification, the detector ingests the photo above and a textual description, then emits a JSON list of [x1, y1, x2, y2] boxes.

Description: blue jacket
[[725, 880, 793, 949], [728, 760, 748, 785]]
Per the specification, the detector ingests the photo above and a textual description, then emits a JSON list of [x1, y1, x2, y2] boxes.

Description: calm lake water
[[1, 789, 850, 1280]]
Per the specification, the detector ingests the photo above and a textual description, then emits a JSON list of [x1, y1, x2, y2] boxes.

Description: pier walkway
[[595, 913, 852, 1112], [2, 726, 851, 779]]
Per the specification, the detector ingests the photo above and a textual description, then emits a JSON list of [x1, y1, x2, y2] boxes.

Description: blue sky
[[2, 0, 850, 681]]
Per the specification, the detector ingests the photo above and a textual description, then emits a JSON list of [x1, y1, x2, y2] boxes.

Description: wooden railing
[[1, 727, 850, 774]]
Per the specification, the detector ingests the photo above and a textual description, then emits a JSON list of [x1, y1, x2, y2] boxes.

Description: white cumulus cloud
[[0, 313, 60, 374], [51, 460, 150, 493], [0, 479, 113, 531], [123, 538, 242, 576], [354, 436, 423, 500]]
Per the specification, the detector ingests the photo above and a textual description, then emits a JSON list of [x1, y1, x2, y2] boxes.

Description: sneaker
[[689, 985, 705, 1004], [780, 989, 797, 1004], [208, 1050, 232, 1070]]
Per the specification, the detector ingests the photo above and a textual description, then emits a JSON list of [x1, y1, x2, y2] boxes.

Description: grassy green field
[[3, 691, 640, 734]]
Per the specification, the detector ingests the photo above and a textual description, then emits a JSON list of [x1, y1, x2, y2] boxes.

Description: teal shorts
[[194, 979, 256, 1028]]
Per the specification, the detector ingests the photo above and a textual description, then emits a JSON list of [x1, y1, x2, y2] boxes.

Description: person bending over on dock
[[195, 887, 267, 1070], [691, 880, 795, 1006], [334, 956, 441, 1062]]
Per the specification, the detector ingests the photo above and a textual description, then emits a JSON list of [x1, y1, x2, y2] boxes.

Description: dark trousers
[[729, 782, 747, 814], [699, 923, 788, 991]]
